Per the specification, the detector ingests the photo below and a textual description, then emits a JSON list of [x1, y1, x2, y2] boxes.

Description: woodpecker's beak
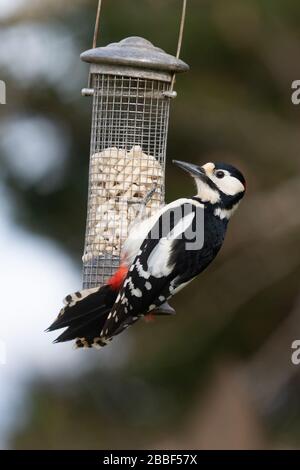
[[172, 160, 208, 181]]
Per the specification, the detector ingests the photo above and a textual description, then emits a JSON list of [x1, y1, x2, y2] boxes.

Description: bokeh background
[[1, 0, 300, 450]]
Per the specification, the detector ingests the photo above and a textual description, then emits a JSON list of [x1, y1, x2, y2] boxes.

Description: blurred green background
[[1, 0, 300, 449]]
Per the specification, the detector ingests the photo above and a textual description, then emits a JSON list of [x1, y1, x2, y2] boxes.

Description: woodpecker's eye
[[215, 170, 225, 179]]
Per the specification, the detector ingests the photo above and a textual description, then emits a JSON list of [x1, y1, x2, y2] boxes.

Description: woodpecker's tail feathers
[[46, 284, 118, 347], [74, 336, 112, 349]]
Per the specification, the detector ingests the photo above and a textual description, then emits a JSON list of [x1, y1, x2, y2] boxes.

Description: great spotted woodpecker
[[47, 160, 246, 348]]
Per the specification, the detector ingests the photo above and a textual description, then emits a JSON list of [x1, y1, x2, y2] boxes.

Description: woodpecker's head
[[173, 160, 246, 219]]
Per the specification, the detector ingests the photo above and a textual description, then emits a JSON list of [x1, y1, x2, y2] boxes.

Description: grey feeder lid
[[81, 36, 189, 82]]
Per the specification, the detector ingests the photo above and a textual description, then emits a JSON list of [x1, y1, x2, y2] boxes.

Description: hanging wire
[[86, 1, 187, 93], [170, 0, 187, 91], [93, 0, 103, 48], [91, 0, 187, 63], [86, 0, 103, 89]]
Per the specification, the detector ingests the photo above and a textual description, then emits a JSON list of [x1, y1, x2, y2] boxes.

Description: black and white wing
[[100, 198, 213, 339]]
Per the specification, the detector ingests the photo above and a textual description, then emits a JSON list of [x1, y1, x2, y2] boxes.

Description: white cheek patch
[[211, 173, 244, 196], [196, 179, 220, 204]]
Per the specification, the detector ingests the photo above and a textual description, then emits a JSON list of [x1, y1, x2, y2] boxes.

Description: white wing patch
[[167, 211, 195, 239], [147, 238, 174, 277], [122, 198, 200, 266], [147, 211, 195, 278]]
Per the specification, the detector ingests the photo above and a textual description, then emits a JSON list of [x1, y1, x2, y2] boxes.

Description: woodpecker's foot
[[151, 301, 176, 316], [127, 184, 157, 207], [127, 184, 158, 223], [142, 184, 157, 207]]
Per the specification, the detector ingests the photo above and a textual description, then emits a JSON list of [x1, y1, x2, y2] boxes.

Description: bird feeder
[[81, 32, 189, 289]]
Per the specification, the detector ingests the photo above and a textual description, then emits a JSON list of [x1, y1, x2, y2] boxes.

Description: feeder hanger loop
[[93, 0, 103, 49], [169, 0, 187, 96], [81, 0, 103, 96], [82, 0, 188, 98]]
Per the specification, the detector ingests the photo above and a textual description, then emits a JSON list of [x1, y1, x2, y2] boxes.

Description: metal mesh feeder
[[81, 36, 189, 289]]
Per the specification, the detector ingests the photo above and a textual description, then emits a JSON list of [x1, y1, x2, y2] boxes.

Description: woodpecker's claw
[[127, 184, 158, 225], [127, 184, 157, 207], [143, 184, 157, 206], [151, 301, 176, 316]]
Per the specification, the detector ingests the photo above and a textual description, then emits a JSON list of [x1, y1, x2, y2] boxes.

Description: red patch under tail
[[107, 264, 128, 291], [144, 313, 155, 323]]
